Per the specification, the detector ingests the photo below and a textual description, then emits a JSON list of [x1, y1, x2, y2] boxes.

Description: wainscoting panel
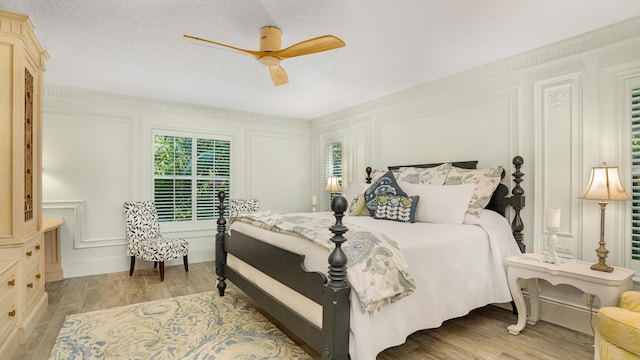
[[373, 90, 517, 171], [533, 73, 583, 258], [246, 130, 310, 213], [42, 111, 131, 244], [43, 200, 126, 249]]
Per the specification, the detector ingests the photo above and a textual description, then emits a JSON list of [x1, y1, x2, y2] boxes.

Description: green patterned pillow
[[347, 193, 367, 216], [373, 195, 420, 223], [445, 166, 503, 217], [395, 163, 452, 185]]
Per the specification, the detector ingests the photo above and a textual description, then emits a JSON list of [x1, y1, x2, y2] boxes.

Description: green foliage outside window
[[153, 134, 230, 222]]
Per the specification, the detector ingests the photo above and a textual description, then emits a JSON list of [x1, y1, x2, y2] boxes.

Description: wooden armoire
[[0, 10, 49, 358]]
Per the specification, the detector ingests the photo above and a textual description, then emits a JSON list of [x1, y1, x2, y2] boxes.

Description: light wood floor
[[11, 262, 594, 360]]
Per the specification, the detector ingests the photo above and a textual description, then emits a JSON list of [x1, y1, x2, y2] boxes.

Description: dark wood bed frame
[[215, 156, 525, 360]]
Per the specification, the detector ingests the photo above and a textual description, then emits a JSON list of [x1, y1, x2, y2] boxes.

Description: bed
[[214, 156, 525, 360]]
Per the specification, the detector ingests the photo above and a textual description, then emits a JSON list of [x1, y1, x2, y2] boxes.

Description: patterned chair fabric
[[123, 201, 188, 280], [597, 291, 640, 359], [230, 199, 260, 217]]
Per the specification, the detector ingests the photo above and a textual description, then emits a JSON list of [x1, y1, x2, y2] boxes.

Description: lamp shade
[[325, 175, 341, 193], [580, 165, 630, 201]]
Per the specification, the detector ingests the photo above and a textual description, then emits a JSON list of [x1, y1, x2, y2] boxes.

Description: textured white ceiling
[[4, 0, 640, 119]]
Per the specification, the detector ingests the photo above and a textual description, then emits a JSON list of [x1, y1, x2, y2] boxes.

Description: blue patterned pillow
[[374, 195, 420, 223], [364, 170, 407, 216]]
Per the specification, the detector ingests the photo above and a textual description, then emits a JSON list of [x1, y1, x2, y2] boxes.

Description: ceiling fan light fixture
[[258, 55, 280, 67]]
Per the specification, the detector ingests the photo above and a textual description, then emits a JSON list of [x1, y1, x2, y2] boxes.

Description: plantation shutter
[[324, 141, 343, 210], [196, 139, 230, 220], [631, 86, 640, 264]]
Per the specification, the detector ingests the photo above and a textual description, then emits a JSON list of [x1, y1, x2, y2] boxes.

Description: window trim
[[152, 129, 231, 226]]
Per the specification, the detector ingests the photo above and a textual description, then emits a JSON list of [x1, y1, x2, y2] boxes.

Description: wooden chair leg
[[154, 261, 158, 269], [129, 256, 135, 276], [183, 255, 189, 272], [159, 262, 165, 281]]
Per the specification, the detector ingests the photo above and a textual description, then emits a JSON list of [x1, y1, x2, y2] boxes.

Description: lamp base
[[590, 201, 614, 273], [590, 261, 613, 273]]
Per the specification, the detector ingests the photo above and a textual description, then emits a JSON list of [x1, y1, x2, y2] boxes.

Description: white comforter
[[228, 209, 521, 360]]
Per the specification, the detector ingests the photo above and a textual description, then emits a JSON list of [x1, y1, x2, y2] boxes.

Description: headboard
[[366, 160, 509, 214], [364, 157, 525, 252]]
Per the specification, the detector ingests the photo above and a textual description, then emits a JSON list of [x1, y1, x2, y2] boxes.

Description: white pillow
[[399, 182, 476, 224]]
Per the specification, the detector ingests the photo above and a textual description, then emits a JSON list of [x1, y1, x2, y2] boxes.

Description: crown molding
[[43, 84, 308, 129], [0, 10, 49, 69], [312, 15, 640, 126]]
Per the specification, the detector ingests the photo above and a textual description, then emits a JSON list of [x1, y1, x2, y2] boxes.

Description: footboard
[[215, 192, 351, 360]]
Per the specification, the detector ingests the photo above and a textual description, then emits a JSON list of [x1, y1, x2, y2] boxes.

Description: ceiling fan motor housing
[[260, 26, 282, 52], [259, 26, 282, 67]]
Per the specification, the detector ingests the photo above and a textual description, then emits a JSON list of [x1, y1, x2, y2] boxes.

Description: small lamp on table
[[580, 163, 630, 272], [325, 175, 342, 201]]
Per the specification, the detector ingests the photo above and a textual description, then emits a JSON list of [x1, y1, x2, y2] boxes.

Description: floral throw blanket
[[232, 211, 416, 314]]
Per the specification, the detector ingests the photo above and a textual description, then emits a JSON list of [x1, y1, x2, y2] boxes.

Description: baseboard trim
[[537, 294, 596, 335], [493, 293, 596, 335], [61, 248, 214, 279]]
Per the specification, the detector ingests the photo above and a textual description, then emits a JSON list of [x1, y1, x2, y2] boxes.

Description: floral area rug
[[49, 288, 312, 359]]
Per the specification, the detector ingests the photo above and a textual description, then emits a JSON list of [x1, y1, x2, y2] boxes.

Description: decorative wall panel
[[534, 73, 583, 257], [247, 130, 309, 213], [374, 91, 516, 170]]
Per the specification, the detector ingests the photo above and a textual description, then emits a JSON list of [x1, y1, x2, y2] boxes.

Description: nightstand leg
[[507, 276, 527, 335], [527, 278, 540, 325]]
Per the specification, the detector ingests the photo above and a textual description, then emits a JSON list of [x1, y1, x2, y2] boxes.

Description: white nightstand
[[505, 253, 635, 336]]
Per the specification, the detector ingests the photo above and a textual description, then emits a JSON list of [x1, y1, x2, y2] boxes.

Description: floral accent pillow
[[364, 170, 407, 216], [445, 166, 503, 217], [373, 195, 420, 223], [395, 163, 452, 185]]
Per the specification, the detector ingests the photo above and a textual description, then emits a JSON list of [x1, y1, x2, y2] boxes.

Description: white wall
[[41, 87, 310, 278], [310, 16, 640, 333], [40, 15, 640, 336]]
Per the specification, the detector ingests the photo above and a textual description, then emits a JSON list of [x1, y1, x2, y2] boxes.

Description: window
[[153, 133, 230, 222], [324, 141, 343, 210], [631, 86, 640, 265]]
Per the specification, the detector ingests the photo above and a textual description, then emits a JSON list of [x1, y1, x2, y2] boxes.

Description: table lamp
[[325, 175, 341, 200], [580, 163, 630, 272]]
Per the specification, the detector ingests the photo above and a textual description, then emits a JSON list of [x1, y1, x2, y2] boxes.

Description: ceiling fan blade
[[269, 66, 289, 86], [184, 34, 264, 59], [275, 35, 345, 59]]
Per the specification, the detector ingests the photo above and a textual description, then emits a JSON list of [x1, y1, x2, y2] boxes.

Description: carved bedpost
[[216, 190, 228, 296], [365, 166, 373, 184], [322, 195, 350, 360], [510, 156, 526, 253]]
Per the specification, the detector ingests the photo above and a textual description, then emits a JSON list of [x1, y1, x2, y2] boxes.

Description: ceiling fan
[[184, 27, 345, 86]]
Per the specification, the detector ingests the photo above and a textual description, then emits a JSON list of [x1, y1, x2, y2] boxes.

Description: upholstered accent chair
[[123, 201, 189, 281], [597, 291, 640, 359], [230, 199, 260, 217]]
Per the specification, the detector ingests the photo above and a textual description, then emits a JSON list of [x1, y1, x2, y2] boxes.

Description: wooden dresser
[[0, 10, 49, 359]]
